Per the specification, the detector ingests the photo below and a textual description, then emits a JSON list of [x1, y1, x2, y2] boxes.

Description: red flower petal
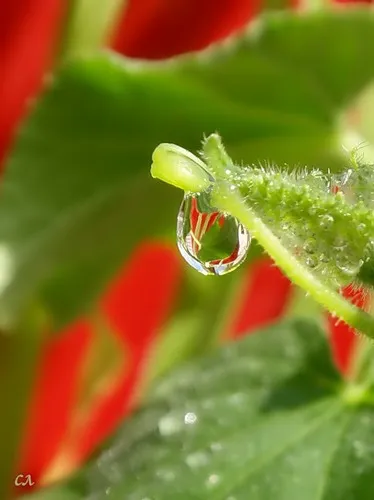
[[112, 0, 260, 59], [67, 242, 181, 463], [0, 0, 63, 165], [101, 242, 181, 352], [230, 258, 293, 337], [328, 285, 367, 375], [17, 321, 92, 486]]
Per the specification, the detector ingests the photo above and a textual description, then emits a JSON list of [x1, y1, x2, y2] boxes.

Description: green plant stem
[[59, 0, 127, 61], [0, 310, 45, 499], [190, 271, 243, 353], [211, 183, 374, 340]]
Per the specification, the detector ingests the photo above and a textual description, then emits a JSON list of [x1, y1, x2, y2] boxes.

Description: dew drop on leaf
[[319, 253, 329, 264], [319, 214, 334, 230], [306, 255, 318, 268], [185, 451, 209, 469], [336, 258, 364, 277], [177, 194, 251, 275], [158, 414, 183, 436], [156, 468, 176, 482], [210, 442, 223, 453], [205, 473, 221, 488], [303, 237, 317, 254], [184, 411, 198, 425], [333, 237, 347, 250]]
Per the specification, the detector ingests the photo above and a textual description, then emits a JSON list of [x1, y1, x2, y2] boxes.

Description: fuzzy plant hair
[[151, 133, 374, 340]]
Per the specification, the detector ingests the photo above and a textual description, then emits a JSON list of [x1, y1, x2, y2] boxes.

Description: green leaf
[[21, 487, 80, 500], [177, 8, 374, 164], [4, 9, 374, 329], [41, 319, 374, 500], [144, 242, 263, 382], [0, 59, 182, 329]]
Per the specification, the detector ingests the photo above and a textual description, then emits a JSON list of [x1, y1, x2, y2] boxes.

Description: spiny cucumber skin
[[236, 167, 374, 288]]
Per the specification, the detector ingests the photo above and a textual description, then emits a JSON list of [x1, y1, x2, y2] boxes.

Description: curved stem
[[58, 0, 127, 62], [211, 183, 374, 340]]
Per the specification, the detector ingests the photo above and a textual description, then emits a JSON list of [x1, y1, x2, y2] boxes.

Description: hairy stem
[[211, 183, 374, 340]]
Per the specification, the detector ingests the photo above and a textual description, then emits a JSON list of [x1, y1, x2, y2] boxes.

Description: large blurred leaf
[[145, 241, 264, 381], [32, 319, 374, 499], [22, 488, 80, 500], [3, 9, 374, 329]]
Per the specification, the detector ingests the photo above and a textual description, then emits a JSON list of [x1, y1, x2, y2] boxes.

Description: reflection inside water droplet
[[177, 194, 251, 276]]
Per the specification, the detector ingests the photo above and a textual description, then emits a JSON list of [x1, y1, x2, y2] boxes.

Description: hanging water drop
[[177, 194, 251, 276]]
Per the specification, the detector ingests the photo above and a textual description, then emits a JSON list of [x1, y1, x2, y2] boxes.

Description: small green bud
[[151, 143, 213, 193]]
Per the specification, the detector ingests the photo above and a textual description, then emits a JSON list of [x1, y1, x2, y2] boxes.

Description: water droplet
[[334, 237, 347, 250], [184, 412, 198, 425], [308, 205, 317, 216], [343, 169, 353, 185], [177, 194, 251, 276], [227, 392, 246, 406], [97, 456, 122, 483], [319, 253, 329, 263], [303, 237, 316, 254], [186, 451, 209, 468], [337, 259, 363, 277], [156, 469, 176, 482], [306, 255, 318, 268], [210, 442, 223, 453], [0, 245, 14, 295], [158, 414, 182, 436], [353, 440, 366, 458], [368, 238, 374, 251], [206, 474, 221, 488], [319, 214, 334, 230]]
